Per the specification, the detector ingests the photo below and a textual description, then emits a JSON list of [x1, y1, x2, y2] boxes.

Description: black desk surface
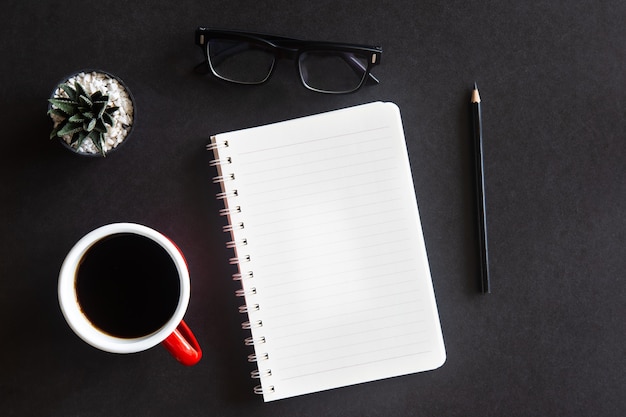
[[1, 1, 624, 416]]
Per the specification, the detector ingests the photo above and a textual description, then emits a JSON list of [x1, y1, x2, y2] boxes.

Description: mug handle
[[161, 320, 202, 366]]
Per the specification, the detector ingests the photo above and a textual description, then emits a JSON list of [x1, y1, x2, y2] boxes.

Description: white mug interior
[[58, 223, 190, 354]]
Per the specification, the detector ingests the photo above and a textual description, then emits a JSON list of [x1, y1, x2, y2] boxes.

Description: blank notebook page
[[211, 102, 446, 401]]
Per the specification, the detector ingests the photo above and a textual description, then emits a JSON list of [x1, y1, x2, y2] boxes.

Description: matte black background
[[1, 1, 624, 416]]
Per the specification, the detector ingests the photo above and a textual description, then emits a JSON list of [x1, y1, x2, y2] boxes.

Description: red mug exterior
[[161, 239, 202, 366], [58, 223, 201, 365], [163, 321, 202, 366]]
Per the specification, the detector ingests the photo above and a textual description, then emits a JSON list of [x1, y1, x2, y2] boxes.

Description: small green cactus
[[48, 82, 119, 156]]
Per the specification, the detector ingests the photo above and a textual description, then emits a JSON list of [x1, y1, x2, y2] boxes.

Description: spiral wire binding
[[220, 206, 242, 216], [235, 287, 256, 297], [206, 139, 229, 151], [251, 369, 272, 378], [232, 271, 254, 281], [241, 319, 263, 329], [226, 238, 247, 249], [210, 139, 272, 396], [209, 156, 231, 167], [239, 303, 260, 314], [212, 173, 235, 183], [244, 336, 266, 346], [254, 385, 276, 395], [229, 255, 251, 265], [222, 222, 244, 233], [248, 352, 269, 362], [217, 190, 238, 199]]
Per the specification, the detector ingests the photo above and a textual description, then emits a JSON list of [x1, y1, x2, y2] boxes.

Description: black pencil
[[471, 83, 491, 294]]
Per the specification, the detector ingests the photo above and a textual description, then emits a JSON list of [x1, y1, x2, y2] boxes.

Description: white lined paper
[[211, 102, 445, 401]]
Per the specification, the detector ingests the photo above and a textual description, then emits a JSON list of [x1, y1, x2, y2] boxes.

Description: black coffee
[[76, 233, 181, 338]]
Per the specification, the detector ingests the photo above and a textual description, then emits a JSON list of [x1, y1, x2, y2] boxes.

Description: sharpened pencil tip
[[471, 83, 481, 103]]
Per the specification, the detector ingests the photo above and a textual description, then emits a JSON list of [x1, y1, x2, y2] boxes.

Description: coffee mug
[[58, 223, 202, 366]]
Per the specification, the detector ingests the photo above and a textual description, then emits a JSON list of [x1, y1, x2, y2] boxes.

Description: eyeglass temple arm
[[344, 54, 379, 84], [368, 72, 380, 84]]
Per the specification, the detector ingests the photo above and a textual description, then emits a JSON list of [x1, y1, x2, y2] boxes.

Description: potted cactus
[[48, 70, 135, 157]]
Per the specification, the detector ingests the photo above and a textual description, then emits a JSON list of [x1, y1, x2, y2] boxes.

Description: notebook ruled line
[[251, 226, 412, 260], [273, 325, 428, 357], [260, 259, 419, 290], [260, 277, 421, 314], [279, 351, 433, 381], [247, 204, 408, 240], [246, 194, 405, 231], [241, 164, 398, 196], [238, 144, 395, 179], [237, 126, 391, 156], [275, 332, 430, 366], [249, 217, 405, 251], [240, 167, 400, 205], [259, 278, 422, 311], [234, 134, 387, 168], [268, 315, 427, 344], [253, 240, 414, 273], [250, 248, 415, 286], [265, 298, 425, 331], [254, 256, 417, 297]]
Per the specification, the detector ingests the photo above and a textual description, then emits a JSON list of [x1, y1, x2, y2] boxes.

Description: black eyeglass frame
[[195, 27, 383, 94]]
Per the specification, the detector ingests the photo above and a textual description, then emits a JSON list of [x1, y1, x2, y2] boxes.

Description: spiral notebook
[[209, 102, 446, 402]]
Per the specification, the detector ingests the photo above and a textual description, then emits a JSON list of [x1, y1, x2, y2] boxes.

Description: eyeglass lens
[[207, 38, 371, 93], [298, 51, 369, 93], [208, 39, 275, 84]]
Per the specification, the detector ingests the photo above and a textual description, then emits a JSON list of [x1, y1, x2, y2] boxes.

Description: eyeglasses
[[195, 28, 382, 94]]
